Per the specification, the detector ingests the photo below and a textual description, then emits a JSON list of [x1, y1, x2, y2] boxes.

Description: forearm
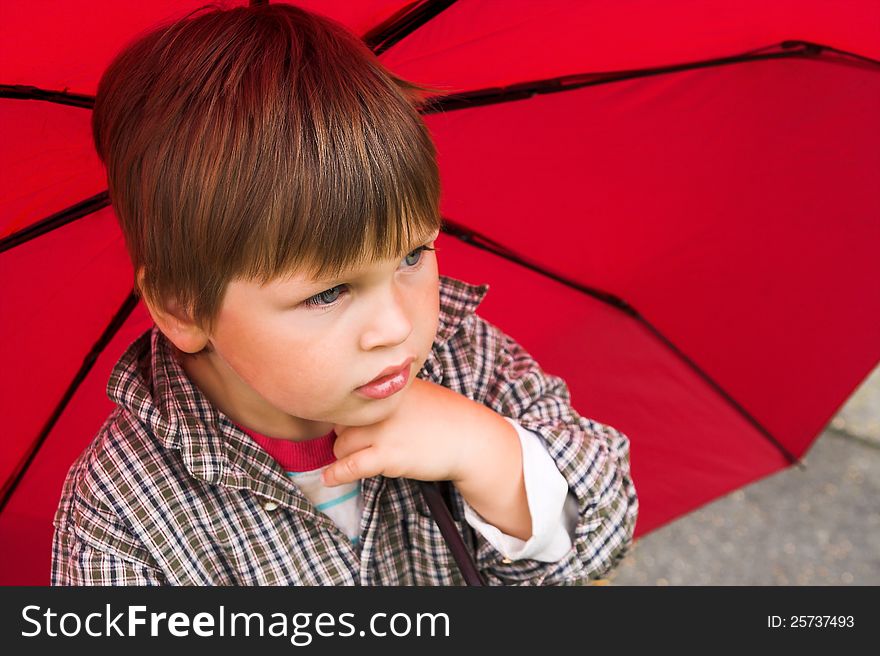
[[451, 404, 532, 541]]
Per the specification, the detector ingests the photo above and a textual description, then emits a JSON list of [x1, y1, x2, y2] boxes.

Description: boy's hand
[[325, 377, 532, 541], [324, 377, 507, 487]]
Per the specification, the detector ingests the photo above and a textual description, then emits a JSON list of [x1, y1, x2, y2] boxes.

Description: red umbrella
[[1, 0, 878, 585]]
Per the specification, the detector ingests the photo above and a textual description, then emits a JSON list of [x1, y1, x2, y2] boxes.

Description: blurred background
[[609, 363, 880, 585]]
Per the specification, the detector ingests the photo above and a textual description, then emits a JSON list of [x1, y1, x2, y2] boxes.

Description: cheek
[[218, 320, 332, 395], [420, 275, 441, 341], [272, 340, 351, 400]]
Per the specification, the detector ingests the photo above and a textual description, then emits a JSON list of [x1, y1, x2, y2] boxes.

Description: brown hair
[[92, 2, 448, 338]]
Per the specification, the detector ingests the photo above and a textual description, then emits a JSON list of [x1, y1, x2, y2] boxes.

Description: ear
[[136, 266, 211, 355]]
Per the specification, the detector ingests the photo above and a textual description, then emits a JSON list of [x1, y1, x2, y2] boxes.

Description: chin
[[351, 394, 402, 422]]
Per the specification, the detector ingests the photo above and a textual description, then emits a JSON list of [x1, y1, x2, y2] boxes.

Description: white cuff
[[462, 416, 576, 562]]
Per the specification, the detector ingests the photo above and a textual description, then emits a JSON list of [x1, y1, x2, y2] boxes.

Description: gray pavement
[[607, 363, 880, 586]]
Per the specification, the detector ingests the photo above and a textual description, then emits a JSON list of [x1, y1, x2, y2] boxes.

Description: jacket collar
[[107, 275, 489, 484]]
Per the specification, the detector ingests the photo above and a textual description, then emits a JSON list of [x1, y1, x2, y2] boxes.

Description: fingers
[[323, 446, 382, 487], [332, 428, 374, 461]]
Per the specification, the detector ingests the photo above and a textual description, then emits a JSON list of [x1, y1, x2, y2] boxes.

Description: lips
[[361, 356, 415, 387]]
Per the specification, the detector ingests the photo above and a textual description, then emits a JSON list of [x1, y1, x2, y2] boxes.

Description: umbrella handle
[[415, 480, 485, 586]]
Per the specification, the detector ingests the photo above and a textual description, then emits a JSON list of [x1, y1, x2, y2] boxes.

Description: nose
[[359, 282, 414, 351]]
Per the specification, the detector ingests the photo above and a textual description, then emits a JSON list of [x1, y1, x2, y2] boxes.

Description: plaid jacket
[[51, 275, 638, 585]]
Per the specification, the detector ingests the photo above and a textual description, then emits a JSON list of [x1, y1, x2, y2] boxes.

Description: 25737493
[[767, 615, 855, 628]]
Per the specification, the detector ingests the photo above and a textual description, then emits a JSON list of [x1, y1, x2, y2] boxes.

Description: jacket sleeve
[[51, 523, 167, 586], [461, 313, 639, 585], [51, 454, 167, 586]]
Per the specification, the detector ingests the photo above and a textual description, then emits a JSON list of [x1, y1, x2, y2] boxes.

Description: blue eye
[[303, 285, 345, 308], [301, 245, 435, 309], [404, 244, 434, 267]]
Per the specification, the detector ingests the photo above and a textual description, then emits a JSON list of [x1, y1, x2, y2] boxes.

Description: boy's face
[[165, 228, 442, 441]]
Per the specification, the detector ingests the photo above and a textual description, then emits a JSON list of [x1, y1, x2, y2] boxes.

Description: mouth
[[362, 357, 415, 386], [356, 356, 414, 399]]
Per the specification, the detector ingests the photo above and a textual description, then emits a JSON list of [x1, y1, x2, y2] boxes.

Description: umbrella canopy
[[1, 0, 878, 585]]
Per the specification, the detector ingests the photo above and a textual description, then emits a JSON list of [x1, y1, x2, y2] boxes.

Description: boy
[[51, 3, 638, 585]]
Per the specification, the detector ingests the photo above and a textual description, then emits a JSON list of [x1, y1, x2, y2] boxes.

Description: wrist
[[452, 408, 531, 540], [452, 404, 521, 485]]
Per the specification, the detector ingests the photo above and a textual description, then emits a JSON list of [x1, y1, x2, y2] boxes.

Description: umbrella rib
[[440, 217, 804, 468], [0, 289, 140, 515], [363, 0, 459, 56], [421, 41, 880, 114], [0, 191, 109, 253], [0, 84, 93, 108], [2, 40, 875, 116]]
